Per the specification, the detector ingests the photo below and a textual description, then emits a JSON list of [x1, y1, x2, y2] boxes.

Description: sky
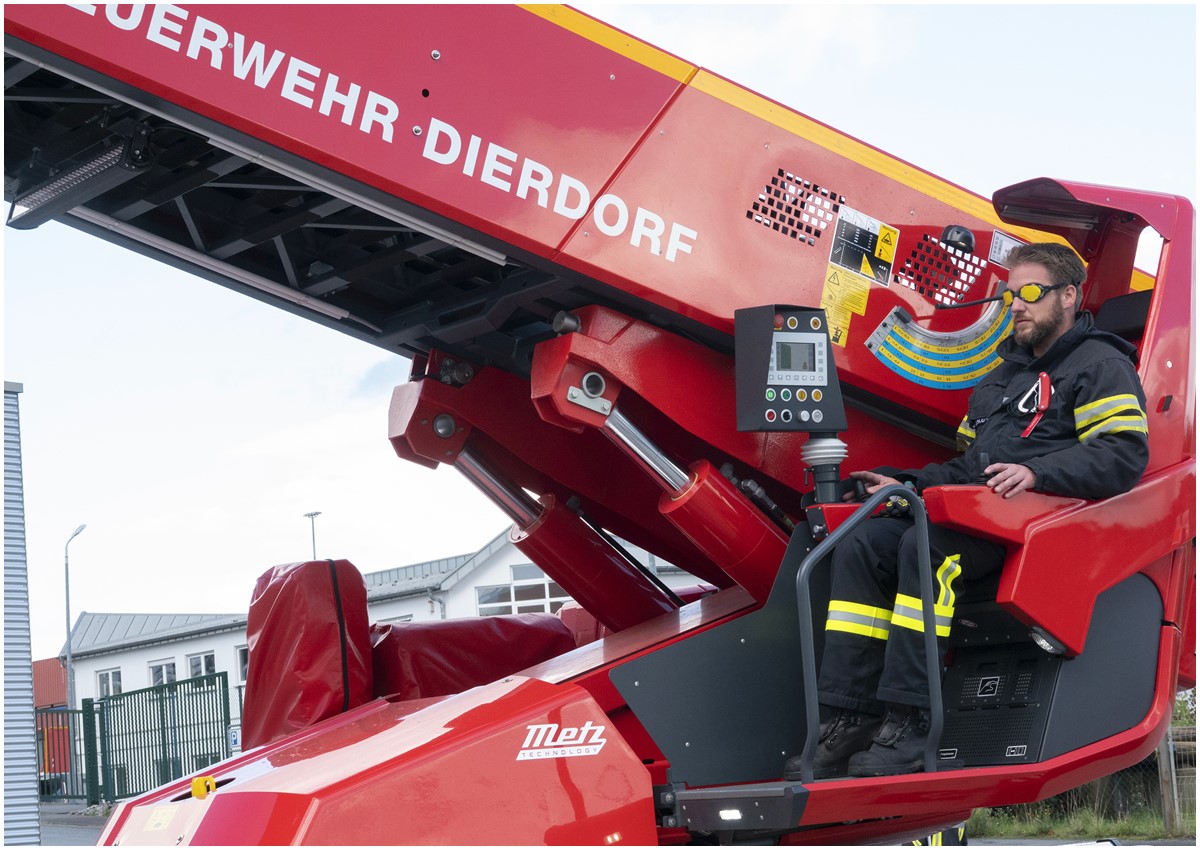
[[5, 4, 1196, 661]]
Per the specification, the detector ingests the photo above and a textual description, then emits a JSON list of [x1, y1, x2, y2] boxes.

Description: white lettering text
[[146, 5, 188, 52]]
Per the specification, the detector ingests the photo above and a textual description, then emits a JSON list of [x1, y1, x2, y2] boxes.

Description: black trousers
[[817, 517, 1006, 714]]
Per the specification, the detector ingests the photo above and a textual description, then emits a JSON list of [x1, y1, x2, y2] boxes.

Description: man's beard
[[1014, 298, 1067, 351]]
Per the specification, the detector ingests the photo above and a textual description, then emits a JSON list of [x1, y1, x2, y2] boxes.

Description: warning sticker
[[824, 305, 853, 348], [144, 805, 178, 832], [829, 207, 898, 285], [989, 231, 1025, 267], [822, 265, 870, 315], [821, 264, 872, 347]]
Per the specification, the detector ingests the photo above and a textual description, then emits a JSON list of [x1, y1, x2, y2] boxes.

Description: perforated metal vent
[[941, 705, 1040, 764], [895, 233, 988, 305], [940, 646, 1060, 767], [747, 169, 842, 245]]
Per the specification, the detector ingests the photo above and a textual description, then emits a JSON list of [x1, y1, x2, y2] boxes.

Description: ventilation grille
[[747, 169, 842, 246], [941, 706, 1040, 764], [895, 233, 988, 305], [940, 648, 1060, 767]]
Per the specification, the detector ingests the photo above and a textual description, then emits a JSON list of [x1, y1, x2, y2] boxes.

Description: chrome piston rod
[[602, 407, 691, 493], [455, 447, 542, 529]]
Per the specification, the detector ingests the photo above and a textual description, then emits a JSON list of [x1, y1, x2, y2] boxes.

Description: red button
[[765, 409, 777, 422]]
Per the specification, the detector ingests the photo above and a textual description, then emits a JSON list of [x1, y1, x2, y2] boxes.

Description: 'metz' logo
[[518, 721, 607, 761]]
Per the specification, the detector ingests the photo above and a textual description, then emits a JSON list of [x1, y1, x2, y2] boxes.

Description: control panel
[[734, 305, 848, 432]]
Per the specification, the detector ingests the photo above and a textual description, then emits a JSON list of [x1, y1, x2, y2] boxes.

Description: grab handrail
[[792, 484, 944, 782]]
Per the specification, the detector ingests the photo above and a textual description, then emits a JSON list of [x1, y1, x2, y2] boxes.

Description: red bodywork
[[5, 3, 1194, 845]]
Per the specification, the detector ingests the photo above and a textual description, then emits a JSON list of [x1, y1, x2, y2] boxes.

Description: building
[[5, 381, 40, 844], [58, 529, 699, 725], [32, 658, 67, 709]]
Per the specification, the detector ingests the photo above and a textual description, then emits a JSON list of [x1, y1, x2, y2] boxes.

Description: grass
[[967, 806, 1195, 842]]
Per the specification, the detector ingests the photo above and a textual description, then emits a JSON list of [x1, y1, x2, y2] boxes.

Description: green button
[[765, 388, 776, 401]]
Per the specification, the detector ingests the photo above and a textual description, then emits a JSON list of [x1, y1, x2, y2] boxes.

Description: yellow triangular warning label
[[860, 254, 874, 278], [827, 269, 840, 286], [881, 230, 893, 246]]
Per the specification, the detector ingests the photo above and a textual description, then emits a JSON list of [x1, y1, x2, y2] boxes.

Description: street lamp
[[303, 511, 321, 560], [64, 523, 86, 710]]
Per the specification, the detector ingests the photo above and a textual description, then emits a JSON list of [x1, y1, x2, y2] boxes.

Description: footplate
[[672, 781, 809, 832]]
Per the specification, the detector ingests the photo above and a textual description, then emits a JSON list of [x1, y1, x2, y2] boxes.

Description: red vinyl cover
[[371, 614, 576, 701], [242, 560, 373, 749]]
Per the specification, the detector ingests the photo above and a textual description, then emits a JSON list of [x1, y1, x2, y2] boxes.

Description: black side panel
[[1041, 572, 1162, 759], [940, 645, 1062, 766], [610, 528, 827, 787], [939, 572, 1162, 767]]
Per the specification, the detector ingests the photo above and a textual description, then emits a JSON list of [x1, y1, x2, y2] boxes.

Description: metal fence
[[35, 673, 235, 804], [987, 725, 1196, 836], [1165, 725, 1196, 831], [33, 707, 86, 801]]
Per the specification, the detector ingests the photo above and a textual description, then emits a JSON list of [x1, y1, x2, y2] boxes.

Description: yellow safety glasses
[[1003, 282, 1068, 305]]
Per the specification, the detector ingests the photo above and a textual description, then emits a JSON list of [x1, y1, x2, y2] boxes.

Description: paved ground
[[38, 803, 108, 846]]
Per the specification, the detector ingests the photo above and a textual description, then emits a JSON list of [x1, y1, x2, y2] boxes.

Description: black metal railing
[[792, 485, 944, 782]]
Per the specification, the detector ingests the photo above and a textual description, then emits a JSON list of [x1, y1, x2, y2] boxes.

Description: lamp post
[[303, 511, 321, 560], [64, 523, 86, 710]]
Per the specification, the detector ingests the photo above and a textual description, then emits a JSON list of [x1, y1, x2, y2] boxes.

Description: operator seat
[[1093, 288, 1151, 345]]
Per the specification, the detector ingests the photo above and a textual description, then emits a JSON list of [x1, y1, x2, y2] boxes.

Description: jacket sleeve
[[897, 372, 1006, 492], [1022, 357, 1149, 499], [899, 448, 975, 493]]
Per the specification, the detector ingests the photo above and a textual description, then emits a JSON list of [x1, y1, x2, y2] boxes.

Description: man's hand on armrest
[[983, 462, 1037, 499]]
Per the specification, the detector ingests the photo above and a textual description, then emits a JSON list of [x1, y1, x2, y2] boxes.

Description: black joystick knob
[[976, 453, 991, 484]]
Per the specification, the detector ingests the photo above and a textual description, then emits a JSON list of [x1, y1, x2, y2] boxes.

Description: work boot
[[784, 708, 882, 780], [847, 703, 931, 777]]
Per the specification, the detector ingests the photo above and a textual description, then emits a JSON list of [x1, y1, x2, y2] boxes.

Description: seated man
[[786, 242, 1149, 779]]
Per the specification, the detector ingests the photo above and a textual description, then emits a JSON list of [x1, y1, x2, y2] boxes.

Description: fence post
[[218, 672, 232, 759], [1157, 732, 1177, 834], [98, 700, 116, 803], [81, 699, 100, 806]]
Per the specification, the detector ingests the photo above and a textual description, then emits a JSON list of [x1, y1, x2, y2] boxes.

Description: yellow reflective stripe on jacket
[[892, 592, 953, 637], [826, 600, 891, 641], [955, 415, 974, 449], [1075, 393, 1148, 443]]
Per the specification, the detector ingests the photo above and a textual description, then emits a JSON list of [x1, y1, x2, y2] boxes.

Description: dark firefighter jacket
[[898, 311, 1149, 500]]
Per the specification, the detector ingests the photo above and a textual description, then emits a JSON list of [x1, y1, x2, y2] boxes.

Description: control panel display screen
[[776, 340, 815, 373], [768, 332, 827, 386]]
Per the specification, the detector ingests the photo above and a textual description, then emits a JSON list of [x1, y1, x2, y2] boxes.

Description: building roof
[[364, 553, 472, 601], [364, 530, 510, 602], [56, 531, 512, 659], [67, 612, 247, 659]]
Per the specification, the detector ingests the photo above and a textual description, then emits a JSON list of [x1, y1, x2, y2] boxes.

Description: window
[[476, 564, 571, 616], [236, 646, 249, 683], [149, 660, 176, 687], [476, 584, 512, 617], [97, 668, 122, 698], [187, 651, 216, 680]]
